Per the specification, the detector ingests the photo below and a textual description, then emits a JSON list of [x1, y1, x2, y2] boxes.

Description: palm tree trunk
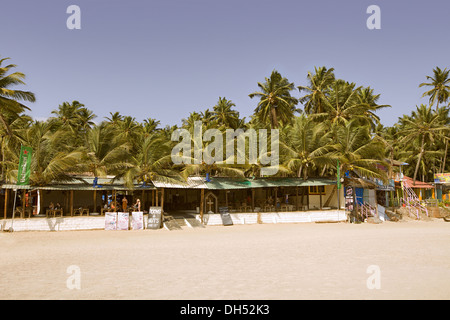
[[270, 107, 278, 129], [442, 138, 448, 173], [413, 135, 425, 184]]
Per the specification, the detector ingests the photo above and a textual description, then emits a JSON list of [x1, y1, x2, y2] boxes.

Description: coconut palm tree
[[78, 124, 131, 178], [120, 132, 182, 188], [298, 66, 335, 114], [211, 97, 240, 129], [357, 86, 391, 130], [0, 56, 35, 137], [280, 115, 334, 179], [0, 112, 32, 181], [311, 80, 381, 130], [22, 121, 83, 186], [330, 119, 387, 181], [419, 67, 450, 110], [249, 70, 299, 129], [396, 104, 449, 184]]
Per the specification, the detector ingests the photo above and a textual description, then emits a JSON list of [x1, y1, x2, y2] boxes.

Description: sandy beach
[[0, 219, 449, 300]]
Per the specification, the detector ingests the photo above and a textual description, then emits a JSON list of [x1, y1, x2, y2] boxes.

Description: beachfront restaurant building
[[0, 175, 346, 231]]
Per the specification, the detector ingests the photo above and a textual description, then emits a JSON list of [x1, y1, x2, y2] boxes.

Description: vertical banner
[[17, 146, 32, 185]]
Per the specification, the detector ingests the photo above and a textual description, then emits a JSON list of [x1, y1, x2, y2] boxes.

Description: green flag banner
[[17, 146, 32, 185]]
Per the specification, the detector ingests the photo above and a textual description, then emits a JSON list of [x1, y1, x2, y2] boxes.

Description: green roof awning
[[2, 177, 336, 191], [204, 177, 336, 189]]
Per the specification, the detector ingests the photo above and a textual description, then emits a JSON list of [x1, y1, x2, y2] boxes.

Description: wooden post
[[155, 190, 159, 207], [93, 189, 97, 213], [22, 189, 26, 218], [319, 187, 323, 210], [306, 186, 310, 210], [200, 188, 204, 223], [296, 186, 299, 211], [114, 190, 117, 212], [152, 190, 155, 206], [160, 188, 165, 212], [274, 187, 278, 212], [251, 188, 255, 212], [70, 190, 74, 216], [40, 189, 44, 216], [4, 188, 8, 219], [225, 190, 228, 208]]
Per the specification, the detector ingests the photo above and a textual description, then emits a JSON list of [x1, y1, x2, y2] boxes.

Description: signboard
[[219, 207, 233, 226], [131, 212, 144, 230], [105, 212, 117, 230], [434, 173, 450, 184], [147, 206, 162, 229], [17, 146, 32, 185], [117, 212, 129, 230]]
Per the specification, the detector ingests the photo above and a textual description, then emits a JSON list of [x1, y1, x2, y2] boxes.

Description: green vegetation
[[0, 55, 449, 187]]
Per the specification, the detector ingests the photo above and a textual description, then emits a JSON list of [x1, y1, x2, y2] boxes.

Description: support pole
[[200, 188, 204, 223], [4, 188, 8, 219], [275, 188, 278, 212], [114, 190, 117, 212], [70, 190, 74, 216], [22, 189, 26, 219], [160, 188, 164, 212], [93, 189, 97, 214], [320, 188, 323, 210], [251, 188, 255, 212], [11, 189, 18, 231]]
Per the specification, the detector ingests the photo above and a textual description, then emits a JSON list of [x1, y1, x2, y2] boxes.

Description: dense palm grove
[[1, 56, 449, 188]]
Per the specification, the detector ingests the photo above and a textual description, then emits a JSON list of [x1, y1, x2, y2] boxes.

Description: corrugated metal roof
[[2, 177, 336, 191], [151, 176, 207, 189], [155, 177, 336, 189]]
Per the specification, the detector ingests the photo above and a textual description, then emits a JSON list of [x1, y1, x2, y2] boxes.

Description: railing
[[402, 179, 429, 219], [360, 202, 376, 220]]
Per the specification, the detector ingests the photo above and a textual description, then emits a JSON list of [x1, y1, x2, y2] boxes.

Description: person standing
[[122, 197, 128, 212]]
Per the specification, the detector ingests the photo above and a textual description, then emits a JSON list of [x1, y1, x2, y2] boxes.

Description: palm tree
[[142, 118, 161, 137], [22, 121, 83, 186], [0, 112, 32, 181], [211, 97, 240, 129], [280, 115, 334, 179], [435, 106, 450, 173], [105, 111, 123, 128], [249, 70, 298, 129], [397, 104, 449, 184], [0, 56, 35, 137], [419, 67, 450, 110], [298, 66, 335, 114], [50, 101, 84, 132], [79, 124, 131, 178], [121, 132, 182, 188], [311, 80, 368, 128], [331, 119, 387, 181], [357, 86, 391, 130]]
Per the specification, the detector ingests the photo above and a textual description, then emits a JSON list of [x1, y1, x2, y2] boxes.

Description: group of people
[[48, 202, 61, 210], [106, 197, 141, 212]]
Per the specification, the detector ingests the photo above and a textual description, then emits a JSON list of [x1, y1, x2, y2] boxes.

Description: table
[[73, 208, 89, 216], [46, 208, 63, 217]]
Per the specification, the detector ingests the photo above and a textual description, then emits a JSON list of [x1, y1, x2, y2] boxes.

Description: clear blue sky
[[2, 0, 449, 127]]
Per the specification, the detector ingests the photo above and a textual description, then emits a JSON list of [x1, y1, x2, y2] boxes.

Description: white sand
[[0, 219, 449, 300]]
